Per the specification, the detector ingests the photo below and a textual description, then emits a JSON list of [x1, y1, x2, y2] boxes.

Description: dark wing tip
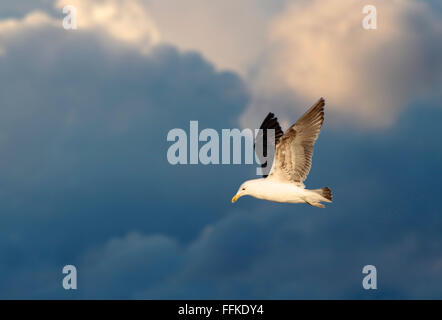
[[260, 112, 276, 129], [259, 113, 283, 138], [311, 97, 325, 119], [255, 112, 284, 177], [316, 97, 325, 106], [315, 97, 325, 111], [313, 97, 325, 112]]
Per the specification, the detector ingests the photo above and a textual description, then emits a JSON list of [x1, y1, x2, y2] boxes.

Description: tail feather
[[322, 187, 332, 202], [313, 187, 333, 202]]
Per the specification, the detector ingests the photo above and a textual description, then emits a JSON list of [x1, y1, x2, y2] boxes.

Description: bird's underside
[[232, 98, 333, 207]]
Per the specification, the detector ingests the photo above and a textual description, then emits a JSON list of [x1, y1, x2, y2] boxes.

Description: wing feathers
[[269, 98, 325, 183], [254, 112, 284, 177], [259, 112, 284, 143]]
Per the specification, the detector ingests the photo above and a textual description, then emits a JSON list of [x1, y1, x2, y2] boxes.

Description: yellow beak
[[232, 194, 241, 203]]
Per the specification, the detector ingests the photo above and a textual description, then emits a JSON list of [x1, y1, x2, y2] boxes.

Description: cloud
[[77, 103, 442, 299], [0, 0, 161, 55], [143, 0, 287, 74], [0, 0, 287, 73], [0, 11, 56, 40], [0, 3, 249, 298], [77, 233, 182, 298], [0, 1, 53, 20], [0, 0, 442, 300], [55, 0, 160, 51], [242, 0, 442, 128]]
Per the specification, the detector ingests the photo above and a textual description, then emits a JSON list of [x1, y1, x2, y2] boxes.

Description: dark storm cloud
[[52, 101, 442, 300], [134, 103, 442, 299], [0, 17, 249, 298]]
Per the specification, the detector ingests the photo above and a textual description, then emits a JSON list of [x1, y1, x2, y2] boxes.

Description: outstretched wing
[[269, 98, 325, 183], [254, 112, 284, 177]]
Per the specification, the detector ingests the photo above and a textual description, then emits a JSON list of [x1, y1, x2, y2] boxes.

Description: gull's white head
[[231, 179, 264, 203]]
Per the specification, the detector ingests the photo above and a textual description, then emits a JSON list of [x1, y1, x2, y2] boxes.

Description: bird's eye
[[242, 187, 246, 191]]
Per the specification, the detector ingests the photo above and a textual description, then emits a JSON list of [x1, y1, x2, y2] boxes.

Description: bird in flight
[[232, 98, 332, 208]]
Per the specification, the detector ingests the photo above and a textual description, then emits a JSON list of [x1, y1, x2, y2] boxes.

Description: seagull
[[232, 98, 332, 208]]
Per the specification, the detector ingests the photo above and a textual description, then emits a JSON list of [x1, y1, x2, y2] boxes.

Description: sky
[[0, 0, 441, 299]]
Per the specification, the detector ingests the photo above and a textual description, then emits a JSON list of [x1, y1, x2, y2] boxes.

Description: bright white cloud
[[243, 0, 442, 128], [55, 0, 160, 52], [0, 0, 161, 55]]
